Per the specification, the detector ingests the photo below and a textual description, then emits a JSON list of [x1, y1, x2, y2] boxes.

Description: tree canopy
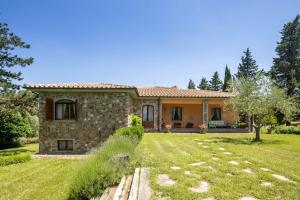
[[222, 65, 232, 92], [0, 23, 33, 91], [197, 77, 210, 90], [209, 71, 223, 91], [187, 79, 196, 89], [236, 48, 260, 80], [270, 15, 300, 96], [227, 75, 297, 141]]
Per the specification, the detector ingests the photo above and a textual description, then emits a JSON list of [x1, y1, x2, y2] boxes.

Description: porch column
[[158, 98, 162, 132], [202, 100, 208, 125]]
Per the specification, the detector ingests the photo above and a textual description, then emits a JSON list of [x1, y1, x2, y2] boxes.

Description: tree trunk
[[254, 125, 261, 141], [248, 115, 251, 133], [251, 116, 254, 132]]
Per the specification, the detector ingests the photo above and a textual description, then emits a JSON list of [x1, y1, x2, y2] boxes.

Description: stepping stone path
[[189, 181, 210, 193], [244, 160, 252, 164], [189, 162, 206, 166], [212, 157, 219, 160], [202, 198, 215, 200], [240, 196, 258, 200], [242, 168, 255, 175], [223, 152, 232, 155], [226, 173, 233, 176], [229, 160, 239, 165], [184, 171, 191, 175], [157, 174, 176, 186], [218, 147, 225, 151], [272, 174, 291, 182], [170, 166, 181, 170], [260, 167, 271, 172], [260, 181, 273, 187], [202, 145, 209, 148], [198, 142, 203, 145]]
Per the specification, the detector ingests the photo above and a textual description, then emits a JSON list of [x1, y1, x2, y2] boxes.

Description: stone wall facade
[[39, 92, 131, 154]]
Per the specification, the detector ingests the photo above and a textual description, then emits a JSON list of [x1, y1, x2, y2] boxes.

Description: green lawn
[[0, 144, 79, 200], [137, 133, 300, 200]]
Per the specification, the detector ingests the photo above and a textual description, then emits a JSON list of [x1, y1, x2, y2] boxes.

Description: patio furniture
[[208, 121, 217, 129], [173, 123, 182, 128], [186, 122, 194, 128], [209, 120, 225, 128]]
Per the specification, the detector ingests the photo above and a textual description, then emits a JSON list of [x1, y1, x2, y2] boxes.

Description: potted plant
[[165, 124, 172, 133], [198, 124, 207, 134]]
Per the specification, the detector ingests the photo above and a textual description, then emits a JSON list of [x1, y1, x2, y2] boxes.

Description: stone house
[[26, 83, 239, 154]]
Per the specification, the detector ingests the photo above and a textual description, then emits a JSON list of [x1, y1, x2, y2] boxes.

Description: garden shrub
[[130, 114, 142, 127], [115, 126, 144, 141], [17, 137, 39, 145], [69, 135, 138, 200], [274, 125, 300, 135], [0, 153, 31, 166]]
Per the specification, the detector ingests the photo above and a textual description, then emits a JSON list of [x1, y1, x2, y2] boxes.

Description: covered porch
[[159, 98, 245, 133]]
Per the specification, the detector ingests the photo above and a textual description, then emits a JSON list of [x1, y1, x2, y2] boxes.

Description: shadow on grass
[[0, 148, 36, 156], [209, 137, 285, 145]]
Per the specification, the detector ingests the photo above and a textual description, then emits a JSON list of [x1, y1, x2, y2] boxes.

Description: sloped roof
[[137, 86, 235, 98], [25, 83, 234, 98], [24, 83, 135, 89]]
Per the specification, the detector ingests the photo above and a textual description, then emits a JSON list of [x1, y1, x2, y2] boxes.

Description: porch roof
[[137, 87, 235, 98]]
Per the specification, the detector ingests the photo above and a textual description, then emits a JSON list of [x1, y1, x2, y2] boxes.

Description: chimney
[[171, 85, 177, 89]]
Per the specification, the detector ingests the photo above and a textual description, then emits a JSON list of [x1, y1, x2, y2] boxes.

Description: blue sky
[[1, 0, 299, 88]]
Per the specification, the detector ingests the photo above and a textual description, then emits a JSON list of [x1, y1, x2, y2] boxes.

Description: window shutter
[[75, 100, 79, 120], [45, 98, 54, 121]]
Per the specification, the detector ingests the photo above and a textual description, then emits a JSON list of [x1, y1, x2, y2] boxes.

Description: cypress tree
[[222, 65, 232, 91], [270, 15, 300, 96], [236, 48, 260, 80], [209, 71, 223, 91], [197, 77, 210, 90], [187, 79, 196, 89]]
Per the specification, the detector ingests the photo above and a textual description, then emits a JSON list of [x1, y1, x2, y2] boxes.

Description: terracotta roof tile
[[24, 83, 135, 89], [137, 87, 234, 98], [25, 83, 234, 98]]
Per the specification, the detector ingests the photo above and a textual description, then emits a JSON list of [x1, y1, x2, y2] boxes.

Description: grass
[[0, 143, 79, 200], [137, 133, 300, 200]]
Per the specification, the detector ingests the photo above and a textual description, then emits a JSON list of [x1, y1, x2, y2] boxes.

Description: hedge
[[274, 125, 300, 135], [0, 153, 31, 166]]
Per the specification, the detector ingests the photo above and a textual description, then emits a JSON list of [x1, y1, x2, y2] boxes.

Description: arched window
[[55, 99, 76, 120]]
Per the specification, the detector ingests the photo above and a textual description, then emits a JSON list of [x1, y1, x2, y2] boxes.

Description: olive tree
[[227, 75, 296, 141]]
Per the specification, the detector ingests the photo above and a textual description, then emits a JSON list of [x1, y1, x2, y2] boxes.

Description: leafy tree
[[270, 15, 300, 96], [0, 22, 33, 91], [0, 90, 37, 115], [187, 79, 196, 89], [227, 75, 296, 141], [209, 71, 223, 91], [222, 65, 232, 91], [198, 77, 210, 90], [0, 108, 32, 148], [236, 48, 260, 80]]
